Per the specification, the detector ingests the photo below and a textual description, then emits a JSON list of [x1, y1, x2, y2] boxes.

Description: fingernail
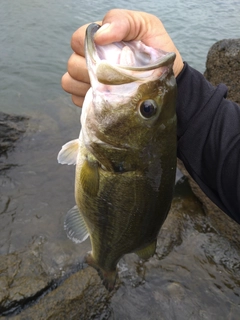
[[95, 23, 111, 35]]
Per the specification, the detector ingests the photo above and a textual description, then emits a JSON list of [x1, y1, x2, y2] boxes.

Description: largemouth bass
[[58, 23, 177, 291]]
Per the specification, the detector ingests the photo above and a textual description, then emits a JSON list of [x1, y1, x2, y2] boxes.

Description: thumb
[[94, 9, 150, 45], [93, 9, 184, 77]]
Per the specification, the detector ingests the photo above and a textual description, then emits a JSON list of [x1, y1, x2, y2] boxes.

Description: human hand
[[61, 9, 184, 107]]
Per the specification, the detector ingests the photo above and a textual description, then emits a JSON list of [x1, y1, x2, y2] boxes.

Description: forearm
[[176, 63, 240, 222]]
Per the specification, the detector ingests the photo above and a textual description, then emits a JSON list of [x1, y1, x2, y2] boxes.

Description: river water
[[0, 0, 240, 115], [0, 0, 240, 319]]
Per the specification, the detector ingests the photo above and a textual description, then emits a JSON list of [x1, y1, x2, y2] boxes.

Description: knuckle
[[61, 73, 69, 90], [72, 95, 83, 108], [67, 55, 76, 77]]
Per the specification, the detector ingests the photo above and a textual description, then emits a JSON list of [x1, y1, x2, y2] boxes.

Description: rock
[[0, 245, 52, 316], [204, 39, 240, 104], [2, 187, 239, 320], [177, 159, 240, 243], [11, 268, 110, 320], [0, 112, 29, 156], [0, 112, 29, 171]]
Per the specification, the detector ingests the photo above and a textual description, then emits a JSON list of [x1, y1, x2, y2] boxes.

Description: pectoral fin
[[80, 159, 99, 197], [64, 205, 89, 243], [135, 241, 157, 260], [57, 139, 79, 165]]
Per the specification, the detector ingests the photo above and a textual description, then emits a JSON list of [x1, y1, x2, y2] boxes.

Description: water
[[0, 0, 240, 115], [0, 0, 240, 318]]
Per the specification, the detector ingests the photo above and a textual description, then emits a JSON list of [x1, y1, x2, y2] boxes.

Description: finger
[[71, 21, 102, 55], [94, 9, 139, 45], [71, 24, 88, 56], [94, 9, 171, 51], [68, 53, 90, 83], [94, 9, 163, 46], [94, 9, 184, 77], [61, 72, 90, 97], [72, 95, 85, 108]]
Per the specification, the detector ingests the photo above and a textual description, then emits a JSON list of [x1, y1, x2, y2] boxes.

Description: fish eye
[[139, 100, 158, 119]]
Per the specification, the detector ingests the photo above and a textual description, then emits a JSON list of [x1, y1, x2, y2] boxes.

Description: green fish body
[[58, 23, 177, 291]]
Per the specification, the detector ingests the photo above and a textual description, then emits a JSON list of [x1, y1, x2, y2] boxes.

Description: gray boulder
[[204, 38, 240, 104]]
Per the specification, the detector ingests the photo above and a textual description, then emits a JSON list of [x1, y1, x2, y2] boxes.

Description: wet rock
[[204, 38, 240, 104], [0, 244, 52, 316], [0, 112, 29, 171], [11, 268, 110, 320], [1, 179, 240, 320], [0, 112, 29, 156]]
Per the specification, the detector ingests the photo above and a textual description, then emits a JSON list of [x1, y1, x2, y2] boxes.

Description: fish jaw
[[85, 23, 176, 80], [85, 23, 176, 98]]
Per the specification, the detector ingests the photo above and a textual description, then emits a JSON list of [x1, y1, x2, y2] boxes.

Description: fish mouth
[[85, 23, 101, 66], [85, 23, 176, 85]]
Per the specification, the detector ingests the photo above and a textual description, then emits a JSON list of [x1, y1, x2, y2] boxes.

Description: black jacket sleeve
[[176, 63, 240, 223]]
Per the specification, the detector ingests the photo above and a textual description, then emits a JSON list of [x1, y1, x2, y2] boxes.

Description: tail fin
[[85, 252, 117, 292]]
